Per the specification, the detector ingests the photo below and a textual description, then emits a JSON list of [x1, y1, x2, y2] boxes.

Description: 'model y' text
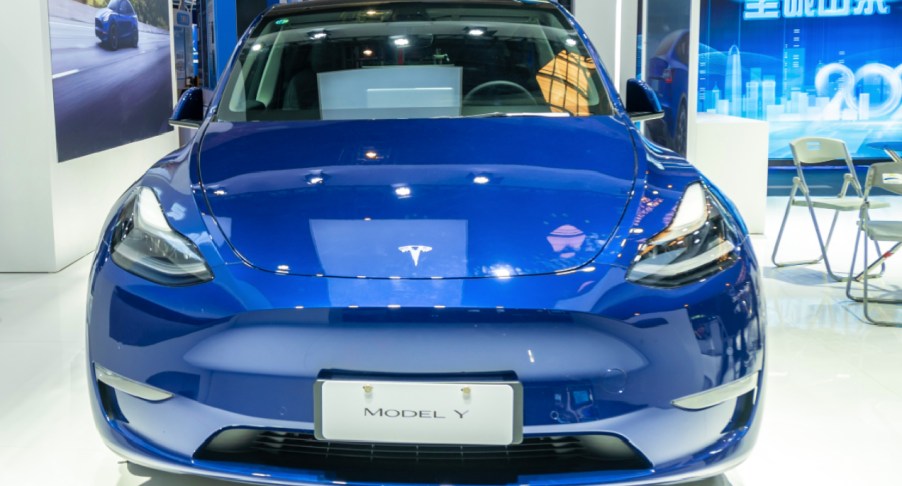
[[364, 408, 469, 419]]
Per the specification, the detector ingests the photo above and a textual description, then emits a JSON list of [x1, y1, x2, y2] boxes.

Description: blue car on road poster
[[49, 0, 173, 162], [95, 0, 139, 50]]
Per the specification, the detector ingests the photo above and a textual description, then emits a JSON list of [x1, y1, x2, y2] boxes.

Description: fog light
[[672, 371, 758, 411], [94, 364, 173, 402]]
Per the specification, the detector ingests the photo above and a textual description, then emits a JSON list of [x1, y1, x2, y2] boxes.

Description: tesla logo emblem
[[399, 245, 432, 266]]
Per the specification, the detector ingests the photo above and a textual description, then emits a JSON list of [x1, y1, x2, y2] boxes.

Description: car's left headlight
[[626, 182, 741, 287], [110, 187, 213, 286]]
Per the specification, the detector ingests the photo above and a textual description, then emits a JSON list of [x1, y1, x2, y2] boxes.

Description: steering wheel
[[463, 80, 537, 105]]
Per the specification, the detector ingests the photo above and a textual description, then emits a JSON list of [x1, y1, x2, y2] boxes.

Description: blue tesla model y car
[[87, 1, 765, 484], [95, 0, 139, 51]]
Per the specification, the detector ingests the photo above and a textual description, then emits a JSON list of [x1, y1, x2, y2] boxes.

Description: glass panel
[[217, 2, 613, 122]]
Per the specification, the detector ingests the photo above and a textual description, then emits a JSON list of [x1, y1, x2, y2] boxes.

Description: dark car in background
[[645, 29, 690, 155], [95, 0, 139, 50]]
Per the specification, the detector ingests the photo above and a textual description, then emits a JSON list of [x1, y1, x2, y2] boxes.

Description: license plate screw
[[363, 384, 374, 394], [461, 386, 471, 396]]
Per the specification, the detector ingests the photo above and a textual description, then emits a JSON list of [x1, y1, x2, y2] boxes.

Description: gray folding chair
[[845, 161, 902, 327], [772, 137, 888, 281]]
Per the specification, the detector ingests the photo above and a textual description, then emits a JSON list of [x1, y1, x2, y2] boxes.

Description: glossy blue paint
[[87, 1, 765, 484], [170, 87, 205, 126], [198, 117, 638, 278]]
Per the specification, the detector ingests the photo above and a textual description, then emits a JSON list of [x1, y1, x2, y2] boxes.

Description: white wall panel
[[0, 0, 178, 272], [574, 0, 638, 97]]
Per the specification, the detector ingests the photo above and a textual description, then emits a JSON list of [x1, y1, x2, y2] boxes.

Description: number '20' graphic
[[815, 63, 902, 118]]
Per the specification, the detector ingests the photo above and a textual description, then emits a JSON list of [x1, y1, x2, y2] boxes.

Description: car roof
[[268, 0, 559, 15]]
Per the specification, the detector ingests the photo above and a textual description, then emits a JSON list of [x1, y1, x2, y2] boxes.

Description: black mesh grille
[[197, 430, 651, 484]]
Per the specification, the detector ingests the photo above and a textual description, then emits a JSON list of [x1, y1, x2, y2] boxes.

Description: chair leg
[[847, 232, 902, 327], [806, 203, 848, 282], [852, 240, 892, 281], [771, 188, 883, 281], [822, 209, 840, 250], [845, 226, 862, 301], [809, 204, 882, 282], [772, 195, 825, 267]]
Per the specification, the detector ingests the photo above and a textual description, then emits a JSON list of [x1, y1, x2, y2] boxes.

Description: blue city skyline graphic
[[699, 0, 902, 159]]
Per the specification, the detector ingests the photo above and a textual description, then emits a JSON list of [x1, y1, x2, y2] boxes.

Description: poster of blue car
[[48, 0, 173, 163]]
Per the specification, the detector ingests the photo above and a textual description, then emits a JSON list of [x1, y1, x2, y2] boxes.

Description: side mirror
[[169, 87, 205, 129], [625, 78, 664, 122]]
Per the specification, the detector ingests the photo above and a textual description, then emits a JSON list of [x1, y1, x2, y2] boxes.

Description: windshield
[[217, 2, 613, 122]]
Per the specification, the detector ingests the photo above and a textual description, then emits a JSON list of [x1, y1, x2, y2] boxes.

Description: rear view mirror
[[170, 87, 205, 129], [625, 79, 664, 122]]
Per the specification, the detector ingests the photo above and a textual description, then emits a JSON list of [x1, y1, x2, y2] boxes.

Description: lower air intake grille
[[196, 430, 651, 484]]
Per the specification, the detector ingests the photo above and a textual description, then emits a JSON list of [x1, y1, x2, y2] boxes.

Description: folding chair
[[845, 161, 902, 327], [771, 137, 888, 281]]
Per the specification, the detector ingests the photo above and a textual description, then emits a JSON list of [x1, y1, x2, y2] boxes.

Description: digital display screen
[[698, 0, 902, 160]]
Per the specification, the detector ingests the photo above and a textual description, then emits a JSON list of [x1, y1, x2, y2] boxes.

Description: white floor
[[1, 197, 902, 486]]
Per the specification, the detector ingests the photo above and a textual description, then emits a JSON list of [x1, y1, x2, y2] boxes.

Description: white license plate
[[314, 380, 522, 445]]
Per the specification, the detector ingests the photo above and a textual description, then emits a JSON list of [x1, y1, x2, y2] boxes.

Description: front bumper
[[95, 19, 107, 41], [87, 243, 765, 485]]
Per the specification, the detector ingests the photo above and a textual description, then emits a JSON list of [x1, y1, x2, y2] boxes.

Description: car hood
[[96, 8, 112, 20], [198, 117, 638, 279]]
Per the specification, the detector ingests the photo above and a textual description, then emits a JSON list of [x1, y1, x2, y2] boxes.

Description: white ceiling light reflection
[[393, 37, 410, 47], [566, 38, 578, 47], [309, 30, 329, 40], [362, 49, 374, 57], [490, 265, 515, 279], [251, 43, 263, 52], [394, 186, 412, 197], [467, 27, 487, 37], [166, 203, 187, 221], [473, 175, 491, 185]]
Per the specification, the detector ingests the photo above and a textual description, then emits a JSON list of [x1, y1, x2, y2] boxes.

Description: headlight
[[110, 187, 213, 286], [626, 182, 740, 287]]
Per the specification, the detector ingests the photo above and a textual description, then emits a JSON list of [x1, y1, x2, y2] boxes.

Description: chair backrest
[[864, 161, 902, 198], [789, 137, 860, 195], [790, 137, 850, 164]]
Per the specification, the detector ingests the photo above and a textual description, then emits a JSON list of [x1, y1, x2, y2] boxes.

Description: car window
[[217, 2, 613, 122], [120, 0, 135, 16], [108, 0, 121, 12]]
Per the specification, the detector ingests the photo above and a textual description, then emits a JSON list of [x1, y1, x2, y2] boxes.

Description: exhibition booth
[[6, 0, 899, 273], [1, 1, 901, 485]]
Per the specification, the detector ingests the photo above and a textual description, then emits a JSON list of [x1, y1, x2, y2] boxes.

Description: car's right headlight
[[110, 187, 213, 286], [626, 182, 741, 287]]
